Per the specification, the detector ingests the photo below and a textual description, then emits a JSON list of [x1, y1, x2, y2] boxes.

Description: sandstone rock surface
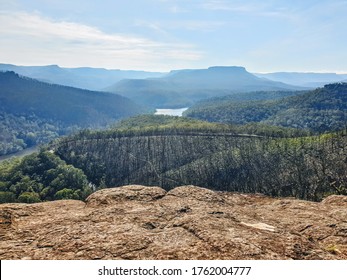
[[1, 185, 346, 260]]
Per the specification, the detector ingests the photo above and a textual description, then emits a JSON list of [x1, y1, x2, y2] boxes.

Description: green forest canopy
[[184, 83, 347, 133]]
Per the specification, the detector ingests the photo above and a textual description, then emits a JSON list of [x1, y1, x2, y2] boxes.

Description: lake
[[0, 108, 188, 162], [155, 108, 188, 117]]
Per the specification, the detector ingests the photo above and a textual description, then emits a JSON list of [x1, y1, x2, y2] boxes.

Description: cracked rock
[[0, 185, 346, 260]]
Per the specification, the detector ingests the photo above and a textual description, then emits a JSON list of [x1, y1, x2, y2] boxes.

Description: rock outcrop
[[1, 185, 346, 260]]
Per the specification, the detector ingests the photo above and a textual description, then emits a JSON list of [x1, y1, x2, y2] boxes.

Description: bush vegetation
[[0, 150, 93, 203]]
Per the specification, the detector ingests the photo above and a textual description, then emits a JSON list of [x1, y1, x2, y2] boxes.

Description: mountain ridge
[[106, 66, 303, 108], [255, 72, 347, 87], [0, 63, 165, 90]]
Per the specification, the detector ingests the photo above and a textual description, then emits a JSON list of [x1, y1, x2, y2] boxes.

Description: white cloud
[[0, 11, 203, 70]]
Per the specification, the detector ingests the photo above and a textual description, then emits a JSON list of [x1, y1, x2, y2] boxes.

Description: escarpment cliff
[[1, 185, 346, 260]]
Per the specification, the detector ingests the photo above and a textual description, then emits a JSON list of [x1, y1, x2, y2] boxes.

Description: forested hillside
[[48, 116, 346, 201], [0, 71, 149, 155], [184, 83, 347, 133], [1, 115, 346, 204]]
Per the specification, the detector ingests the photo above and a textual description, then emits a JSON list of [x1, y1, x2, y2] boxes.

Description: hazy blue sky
[[1, 0, 346, 72]]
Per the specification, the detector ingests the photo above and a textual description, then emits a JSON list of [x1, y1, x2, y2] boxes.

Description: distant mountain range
[[3, 63, 347, 108], [106, 66, 304, 108], [0, 63, 165, 90], [254, 72, 347, 87], [3, 63, 347, 97]]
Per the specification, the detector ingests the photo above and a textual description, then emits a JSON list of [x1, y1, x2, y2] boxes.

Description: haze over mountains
[[2, 63, 347, 108], [255, 72, 347, 87], [0, 63, 165, 91], [0, 63, 347, 95], [107, 66, 304, 108]]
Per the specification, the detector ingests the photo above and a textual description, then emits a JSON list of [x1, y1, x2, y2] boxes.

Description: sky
[[1, 0, 347, 73]]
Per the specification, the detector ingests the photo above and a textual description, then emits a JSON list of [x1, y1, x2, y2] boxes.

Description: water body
[[155, 108, 188, 117], [0, 108, 188, 162], [0, 146, 39, 163]]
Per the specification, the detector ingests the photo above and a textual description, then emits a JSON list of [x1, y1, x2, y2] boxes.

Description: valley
[[1, 65, 346, 231], [1, 66, 346, 262], [1, 0, 346, 264], [0, 71, 150, 156]]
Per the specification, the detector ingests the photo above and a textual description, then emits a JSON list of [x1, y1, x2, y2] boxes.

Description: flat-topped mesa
[[207, 66, 247, 72]]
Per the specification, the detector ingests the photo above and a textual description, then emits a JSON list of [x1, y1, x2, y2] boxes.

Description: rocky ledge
[[1, 185, 346, 260]]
